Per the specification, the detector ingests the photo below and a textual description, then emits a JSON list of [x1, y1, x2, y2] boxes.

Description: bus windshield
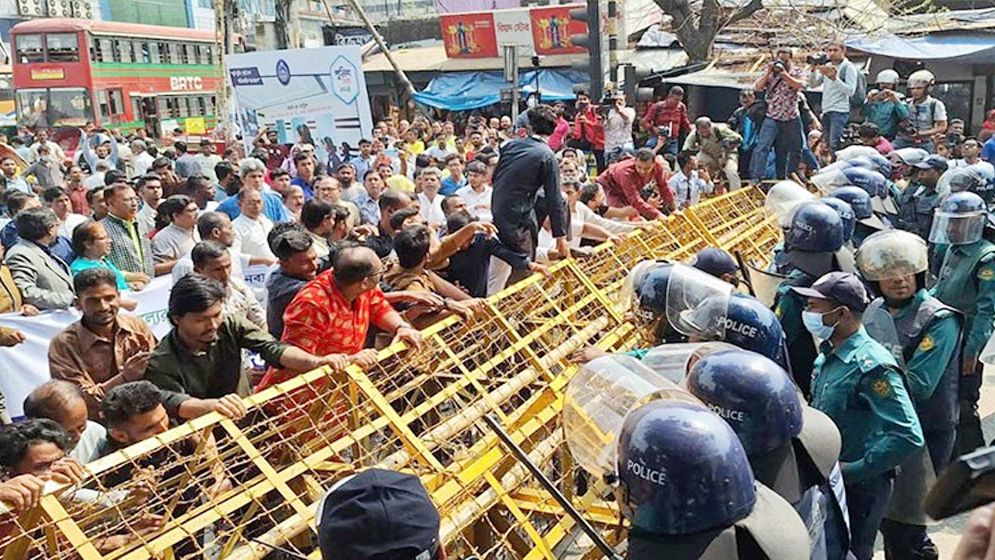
[[17, 87, 93, 127]]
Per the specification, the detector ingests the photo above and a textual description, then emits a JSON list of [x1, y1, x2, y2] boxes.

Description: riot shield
[[562, 355, 696, 479], [862, 306, 906, 368], [745, 262, 787, 307], [666, 263, 734, 339], [640, 342, 740, 384]]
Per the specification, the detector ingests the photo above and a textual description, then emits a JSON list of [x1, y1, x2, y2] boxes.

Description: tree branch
[[727, 0, 765, 25]]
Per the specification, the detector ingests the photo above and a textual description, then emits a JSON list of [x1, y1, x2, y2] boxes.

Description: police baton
[[733, 250, 755, 296], [482, 414, 623, 560]]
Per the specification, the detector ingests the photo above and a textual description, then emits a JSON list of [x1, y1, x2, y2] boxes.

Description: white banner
[[0, 276, 172, 418]]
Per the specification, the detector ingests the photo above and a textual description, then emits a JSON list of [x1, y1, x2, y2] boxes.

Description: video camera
[[806, 53, 831, 66]]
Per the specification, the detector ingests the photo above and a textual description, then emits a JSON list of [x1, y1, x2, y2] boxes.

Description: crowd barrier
[[0, 187, 781, 560]]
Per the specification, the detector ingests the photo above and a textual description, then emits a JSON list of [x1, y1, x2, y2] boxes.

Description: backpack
[[842, 63, 867, 110]]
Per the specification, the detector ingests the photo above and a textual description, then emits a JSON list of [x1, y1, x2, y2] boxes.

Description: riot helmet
[[929, 191, 988, 245], [563, 355, 696, 480], [828, 186, 873, 220], [785, 201, 845, 252], [640, 341, 740, 384], [764, 180, 816, 228], [821, 197, 856, 243], [616, 400, 757, 535], [683, 293, 787, 368], [855, 229, 928, 282], [684, 349, 803, 457], [627, 262, 689, 345], [842, 167, 888, 198], [666, 263, 734, 340], [937, 166, 987, 199], [848, 154, 893, 177], [835, 145, 881, 161], [890, 147, 930, 168]]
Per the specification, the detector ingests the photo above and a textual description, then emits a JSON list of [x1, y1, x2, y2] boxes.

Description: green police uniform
[[932, 238, 995, 453], [774, 269, 818, 397], [894, 181, 941, 241], [811, 326, 924, 560], [811, 326, 924, 483]]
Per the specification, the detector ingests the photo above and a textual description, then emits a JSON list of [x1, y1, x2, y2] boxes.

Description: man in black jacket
[[489, 104, 569, 293]]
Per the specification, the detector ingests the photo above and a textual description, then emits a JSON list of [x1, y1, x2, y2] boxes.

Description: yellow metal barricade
[[0, 188, 778, 560]]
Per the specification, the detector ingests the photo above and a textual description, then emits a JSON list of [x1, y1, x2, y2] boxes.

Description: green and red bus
[[11, 18, 224, 138]]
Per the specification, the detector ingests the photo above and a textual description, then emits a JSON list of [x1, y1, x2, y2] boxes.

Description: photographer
[[749, 48, 805, 182], [639, 85, 692, 157], [807, 42, 858, 151], [865, 69, 909, 140], [569, 91, 606, 173], [895, 69, 947, 152], [603, 92, 635, 164]]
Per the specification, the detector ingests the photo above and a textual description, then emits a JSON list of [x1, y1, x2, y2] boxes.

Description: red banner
[[530, 5, 587, 55], [440, 13, 499, 58]]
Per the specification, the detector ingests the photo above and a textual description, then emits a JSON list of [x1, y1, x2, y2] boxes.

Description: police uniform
[[774, 269, 819, 397], [933, 238, 995, 453], [893, 182, 941, 241], [810, 326, 925, 560]]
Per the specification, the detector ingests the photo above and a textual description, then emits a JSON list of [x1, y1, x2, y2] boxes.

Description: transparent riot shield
[[666, 263, 734, 340], [562, 355, 697, 479], [620, 260, 669, 312], [640, 341, 740, 384], [764, 181, 817, 227], [862, 306, 907, 368], [744, 262, 787, 308]]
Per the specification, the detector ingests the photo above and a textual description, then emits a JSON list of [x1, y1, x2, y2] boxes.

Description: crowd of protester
[[2, 41, 995, 559]]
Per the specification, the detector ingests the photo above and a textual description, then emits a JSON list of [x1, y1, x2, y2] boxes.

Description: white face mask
[[802, 308, 841, 341]]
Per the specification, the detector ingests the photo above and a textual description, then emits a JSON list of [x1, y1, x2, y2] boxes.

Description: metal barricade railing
[[0, 188, 775, 560]]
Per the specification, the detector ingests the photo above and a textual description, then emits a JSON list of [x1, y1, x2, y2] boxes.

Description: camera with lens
[[771, 61, 785, 74], [806, 53, 831, 66]]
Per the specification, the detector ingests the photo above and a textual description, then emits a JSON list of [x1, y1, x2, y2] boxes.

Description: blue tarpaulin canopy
[[847, 32, 995, 63], [413, 69, 588, 111]]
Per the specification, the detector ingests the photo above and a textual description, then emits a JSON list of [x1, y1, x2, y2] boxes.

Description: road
[[876, 367, 995, 559]]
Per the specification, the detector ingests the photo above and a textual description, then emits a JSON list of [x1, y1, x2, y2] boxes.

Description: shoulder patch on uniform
[[918, 335, 935, 352], [871, 377, 893, 398], [774, 305, 783, 318], [979, 268, 994, 281], [857, 352, 880, 373]]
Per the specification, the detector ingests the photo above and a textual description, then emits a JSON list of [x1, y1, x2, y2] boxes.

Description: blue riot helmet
[[685, 349, 803, 457], [929, 191, 988, 245], [683, 293, 788, 369], [764, 180, 816, 229], [821, 197, 856, 243], [828, 186, 872, 219], [937, 166, 989, 201], [627, 262, 687, 345], [848, 154, 893, 177], [842, 167, 888, 198], [616, 400, 756, 535], [784, 201, 845, 277]]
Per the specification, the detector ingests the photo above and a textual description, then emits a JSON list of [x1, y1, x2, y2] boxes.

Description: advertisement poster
[[226, 47, 374, 166], [530, 5, 587, 55], [441, 13, 499, 58]]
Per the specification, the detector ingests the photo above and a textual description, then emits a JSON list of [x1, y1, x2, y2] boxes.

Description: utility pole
[[331, 0, 417, 98]]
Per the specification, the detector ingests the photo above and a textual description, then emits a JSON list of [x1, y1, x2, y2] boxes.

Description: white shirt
[[83, 172, 106, 191], [173, 244, 249, 283], [604, 106, 636, 153], [136, 202, 158, 234], [951, 159, 995, 175], [418, 192, 446, 228], [151, 223, 199, 263], [454, 184, 493, 222], [669, 169, 714, 208], [58, 213, 88, 239], [69, 420, 106, 464], [131, 151, 155, 178], [232, 213, 275, 259]]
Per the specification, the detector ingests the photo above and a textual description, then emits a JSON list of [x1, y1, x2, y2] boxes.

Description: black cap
[[790, 271, 869, 312], [690, 247, 739, 278], [912, 154, 948, 172], [317, 469, 440, 560]]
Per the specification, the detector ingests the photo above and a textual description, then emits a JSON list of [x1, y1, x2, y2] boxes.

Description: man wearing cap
[[794, 271, 924, 560], [690, 247, 742, 287], [317, 469, 442, 560], [894, 155, 947, 240]]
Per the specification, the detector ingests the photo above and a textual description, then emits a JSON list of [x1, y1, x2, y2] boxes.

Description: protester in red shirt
[[640, 85, 692, 156], [570, 91, 606, 173], [548, 102, 571, 152], [256, 245, 422, 396], [595, 148, 675, 220]]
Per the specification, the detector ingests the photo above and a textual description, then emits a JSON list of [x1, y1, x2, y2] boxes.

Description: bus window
[[96, 38, 114, 62], [177, 43, 189, 64], [108, 89, 124, 115], [148, 42, 160, 64], [196, 96, 207, 115], [96, 90, 109, 120], [46, 33, 79, 62], [113, 39, 133, 63], [18, 88, 93, 128], [204, 44, 213, 63], [15, 34, 45, 63]]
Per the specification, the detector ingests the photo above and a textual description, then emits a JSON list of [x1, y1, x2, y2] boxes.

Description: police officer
[[929, 191, 995, 454], [617, 399, 811, 559], [683, 291, 790, 370], [894, 155, 948, 239], [689, 247, 743, 286], [937, 166, 992, 202], [685, 348, 849, 560], [827, 186, 888, 248], [855, 230, 962, 560], [822, 197, 857, 248], [791, 272, 925, 560], [773, 201, 846, 397], [764, 180, 817, 274]]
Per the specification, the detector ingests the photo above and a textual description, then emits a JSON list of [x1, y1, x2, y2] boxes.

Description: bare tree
[[653, 0, 766, 62]]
